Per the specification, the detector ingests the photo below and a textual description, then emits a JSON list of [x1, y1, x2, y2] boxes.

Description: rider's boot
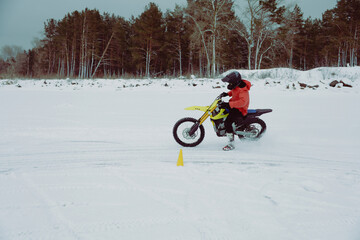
[[223, 133, 235, 151]]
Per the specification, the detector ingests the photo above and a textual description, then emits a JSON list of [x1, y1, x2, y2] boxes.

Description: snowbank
[[237, 67, 360, 89], [1, 67, 359, 91]]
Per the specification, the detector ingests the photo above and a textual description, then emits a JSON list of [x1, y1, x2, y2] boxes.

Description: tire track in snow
[[100, 168, 255, 239], [19, 173, 82, 240], [108, 168, 187, 214]]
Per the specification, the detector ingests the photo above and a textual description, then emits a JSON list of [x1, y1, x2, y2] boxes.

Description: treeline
[[0, 0, 359, 79]]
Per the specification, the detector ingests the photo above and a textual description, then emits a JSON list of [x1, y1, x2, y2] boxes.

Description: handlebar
[[216, 92, 227, 100]]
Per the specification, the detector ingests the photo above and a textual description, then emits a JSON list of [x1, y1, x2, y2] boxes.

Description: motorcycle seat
[[247, 109, 272, 116]]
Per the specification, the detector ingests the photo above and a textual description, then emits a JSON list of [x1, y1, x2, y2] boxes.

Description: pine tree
[[111, 17, 132, 77], [333, 0, 360, 66], [43, 19, 58, 75], [164, 5, 191, 77], [277, 4, 304, 68], [132, 3, 165, 78]]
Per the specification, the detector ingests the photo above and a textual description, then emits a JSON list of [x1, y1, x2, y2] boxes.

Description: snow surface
[[0, 68, 360, 240]]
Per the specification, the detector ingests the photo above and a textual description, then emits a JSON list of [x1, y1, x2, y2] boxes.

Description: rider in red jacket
[[219, 71, 251, 151], [228, 79, 251, 116]]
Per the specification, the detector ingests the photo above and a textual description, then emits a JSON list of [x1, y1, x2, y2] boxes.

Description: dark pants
[[225, 108, 245, 133]]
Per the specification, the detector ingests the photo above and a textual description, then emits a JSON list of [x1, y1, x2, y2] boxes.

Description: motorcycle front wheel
[[173, 117, 205, 147]]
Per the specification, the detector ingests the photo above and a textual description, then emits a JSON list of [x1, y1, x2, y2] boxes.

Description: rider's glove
[[219, 102, 230, 109], [219, 92, 228, 98]]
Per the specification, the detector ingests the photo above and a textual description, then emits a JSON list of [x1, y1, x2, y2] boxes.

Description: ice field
[[1, 68, 360, 239]]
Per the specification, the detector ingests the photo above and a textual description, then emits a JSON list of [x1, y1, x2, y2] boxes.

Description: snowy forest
[[0, 0, 359, 79]]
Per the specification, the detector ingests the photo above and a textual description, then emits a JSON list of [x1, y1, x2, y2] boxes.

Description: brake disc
[[182, 128, 197, 139], [247, 125, 260, 138]]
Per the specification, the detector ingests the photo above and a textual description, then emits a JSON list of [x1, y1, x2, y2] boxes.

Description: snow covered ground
[[0, 68, 360, 240]]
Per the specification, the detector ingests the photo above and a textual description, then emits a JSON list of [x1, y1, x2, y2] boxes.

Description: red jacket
[[227, 80, 251, 116]]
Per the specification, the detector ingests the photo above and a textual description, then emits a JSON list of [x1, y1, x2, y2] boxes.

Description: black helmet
[[221, 71, 245, 90]]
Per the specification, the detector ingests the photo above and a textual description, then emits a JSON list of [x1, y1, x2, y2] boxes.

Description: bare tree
[[187, 0, 235, 77], [231, 0, 285, 69], [0, 45, 23, 61]]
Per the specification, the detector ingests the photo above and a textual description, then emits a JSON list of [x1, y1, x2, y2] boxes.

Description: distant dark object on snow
[[298, 82, 319, 90], [329, 80, 352, 88]]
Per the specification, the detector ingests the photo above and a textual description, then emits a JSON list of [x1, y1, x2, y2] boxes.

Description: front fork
[[188, 122, 200, 136], [188, 110, 212, 136]]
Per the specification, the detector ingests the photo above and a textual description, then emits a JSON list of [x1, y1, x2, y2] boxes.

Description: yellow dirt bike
[[173, 93, 272, 147]]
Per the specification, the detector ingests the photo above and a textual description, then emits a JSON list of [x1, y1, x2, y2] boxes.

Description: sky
[[0, 0, 338, 51]]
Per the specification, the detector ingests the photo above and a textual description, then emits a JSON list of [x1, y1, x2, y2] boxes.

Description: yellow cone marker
[[177, 149, 184, 166]]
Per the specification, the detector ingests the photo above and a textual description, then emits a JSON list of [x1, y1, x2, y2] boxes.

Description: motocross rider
[[219, 71, 251, 151]]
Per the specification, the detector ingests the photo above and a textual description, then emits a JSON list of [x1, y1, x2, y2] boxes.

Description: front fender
[[185, 106, 209, 112]]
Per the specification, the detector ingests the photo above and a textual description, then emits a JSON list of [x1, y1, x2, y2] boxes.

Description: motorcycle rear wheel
[[236, 118, 266, 140], [173, 117, 205, 147]]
